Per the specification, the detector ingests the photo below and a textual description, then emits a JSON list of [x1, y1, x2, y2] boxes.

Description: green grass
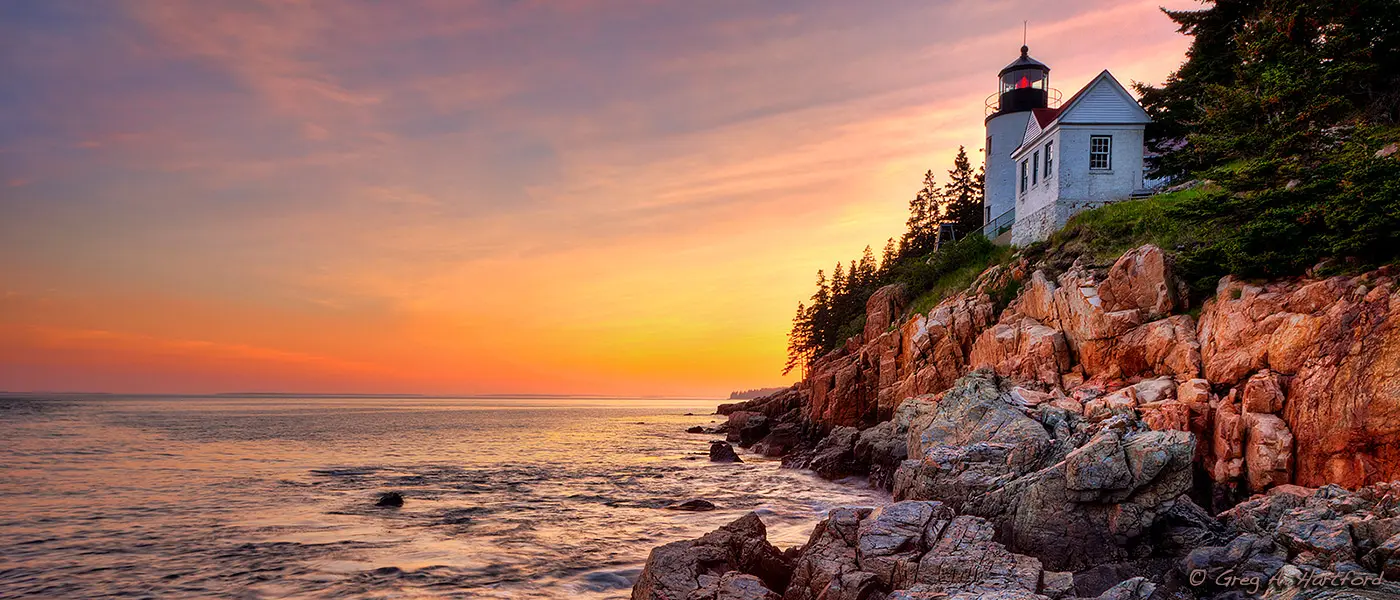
[[906, 261, 993, 316], [1035, 185, 1221, 265], [899, 237, 1013, 319]]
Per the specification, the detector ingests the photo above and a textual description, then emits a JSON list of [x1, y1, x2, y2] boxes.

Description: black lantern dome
[[996, 45, 1050, 114]]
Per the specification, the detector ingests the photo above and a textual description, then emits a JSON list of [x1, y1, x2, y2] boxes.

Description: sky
[[0, 0, 1196, 396]]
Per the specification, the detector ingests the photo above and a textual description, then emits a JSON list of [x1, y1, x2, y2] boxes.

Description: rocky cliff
[[645, 243, 1400, 600], [787, 244, 1399, 504]]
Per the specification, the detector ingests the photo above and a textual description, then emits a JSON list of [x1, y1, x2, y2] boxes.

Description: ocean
[[0, 394, 888, 598]]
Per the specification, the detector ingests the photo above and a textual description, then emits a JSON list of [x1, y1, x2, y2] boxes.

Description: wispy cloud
[[0, 0, 1194, 394]]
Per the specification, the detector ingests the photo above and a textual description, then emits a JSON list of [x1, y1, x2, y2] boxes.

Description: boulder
[[375, 491, 404, 507], [1242, 369, 1286, 414], [807, 426, 860, 480], [853, 421, 906, 490], [863, 284, 907, 343], [752, 422, 803, 458], [687, 425, 707, 434], [783, 507, 870, 600], [1243, 413, 1294, 492], [892, 373, 1197, 571], [893, 373, 1052, 510], [632, 513, 792, 600], [726, 411, 768, 446], [784, 503, 1051, 600], [667, 499, 718, 512], [1098, 244, 1181, 320], [688, 572, 780, 600], [711, 441, 743, 463]]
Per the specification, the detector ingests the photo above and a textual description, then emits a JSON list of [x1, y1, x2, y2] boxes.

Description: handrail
[[985, 88, 1063, 117], [980, 207, 1015, 239]]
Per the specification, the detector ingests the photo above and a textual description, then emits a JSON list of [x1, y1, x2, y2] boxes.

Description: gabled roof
[[1011, 70, 1150, 158]]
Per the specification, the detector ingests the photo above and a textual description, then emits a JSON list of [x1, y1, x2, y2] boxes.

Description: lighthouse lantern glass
[[1000, 68, 1047, 95]]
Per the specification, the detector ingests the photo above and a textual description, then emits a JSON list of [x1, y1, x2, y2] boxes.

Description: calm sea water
[[0, 395, 888, 599]]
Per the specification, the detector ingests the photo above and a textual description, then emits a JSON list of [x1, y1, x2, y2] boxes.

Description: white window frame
[[1089, 135, 1112, 170], [1019, 160, 1028, 196], [1032, 151, 1040, 185], [1045, 141, 1054, 177]]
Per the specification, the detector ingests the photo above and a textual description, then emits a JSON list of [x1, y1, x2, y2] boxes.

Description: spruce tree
[[783, 302, 809, 376], [857, 246, 877, 289], [941, 146, 984, 238], [901, 170, 942, 257]]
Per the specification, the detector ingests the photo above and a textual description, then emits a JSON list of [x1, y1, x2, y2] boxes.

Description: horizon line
[[0, 390, 730, 400]]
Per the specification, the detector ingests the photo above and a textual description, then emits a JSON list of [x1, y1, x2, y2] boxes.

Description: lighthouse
[[983, 45, 1052, 237]]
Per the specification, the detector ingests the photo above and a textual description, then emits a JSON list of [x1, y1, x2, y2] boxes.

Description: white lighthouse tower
[[982, 45, 1054, 238]]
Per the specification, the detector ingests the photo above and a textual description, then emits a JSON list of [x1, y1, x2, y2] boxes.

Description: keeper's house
[[980, 46, 1153, 246]]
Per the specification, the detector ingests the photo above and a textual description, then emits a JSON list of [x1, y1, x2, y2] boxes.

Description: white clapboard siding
[[1022, 116, 1043, 148], [1058, 73, 1150, 125]]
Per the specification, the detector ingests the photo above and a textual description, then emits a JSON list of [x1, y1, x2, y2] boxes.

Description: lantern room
[[995, 45, 1050, 114]]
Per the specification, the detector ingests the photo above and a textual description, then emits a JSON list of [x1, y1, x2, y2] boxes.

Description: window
[[1045, 141, 1054, 177], [1020, 160, 1028, 195], [986, 136, 992, 155], [1090, 135, 1112, 170], [1032, 151, 1040, 185]]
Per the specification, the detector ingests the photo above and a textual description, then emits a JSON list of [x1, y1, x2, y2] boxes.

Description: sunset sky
[[0, 0, 1195, 396]]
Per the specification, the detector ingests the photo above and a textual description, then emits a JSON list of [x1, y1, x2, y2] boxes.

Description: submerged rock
[[710, 441, 743, 463], [687, 425, 707, 434], [375, 491, 404, 507], [666, 499, 717, 512]]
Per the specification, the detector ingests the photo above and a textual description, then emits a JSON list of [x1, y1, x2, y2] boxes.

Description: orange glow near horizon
[[0, 0, 1194, 396]]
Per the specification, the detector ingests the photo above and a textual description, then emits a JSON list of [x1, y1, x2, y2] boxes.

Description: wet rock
[[783, 506, 870, 600], [784, 503, 1049, 600], [752, 422, 803, 458], [375, 491, 404, 507], [580, 569, 639, 592], [688, 571, 780, 600], [726, 411, 765, 444], [667, 499, 718, 512], [806, 426, 860, 480], [687, 425, 707, 434], [710, 441, 743, 463], [631, 513, 791, 600], [852, 421, 906, 490], [737, 414, 772, 448]]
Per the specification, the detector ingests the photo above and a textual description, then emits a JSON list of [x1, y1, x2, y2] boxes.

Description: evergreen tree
[[806, 269, 830, 359], [782, 302, 809, 376], [857, 246, 877, 288], [1133, 1, 1253, 179], [1130, 0, 1400, 284], [901, 170, 942, 256], [940, 146, 984, 238], [830, 262, 846, 300], [880, 238, 897, 273]]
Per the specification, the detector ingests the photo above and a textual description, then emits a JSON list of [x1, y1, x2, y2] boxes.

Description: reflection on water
[[0, 395, 888, 598]]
